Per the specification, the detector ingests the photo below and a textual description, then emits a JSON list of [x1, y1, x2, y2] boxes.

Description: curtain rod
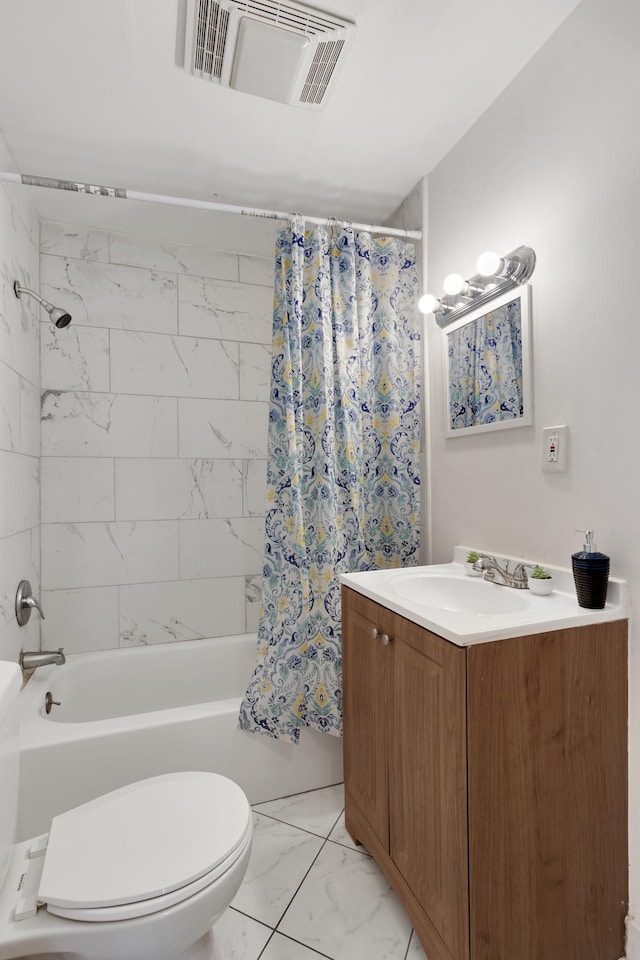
[[0, 172, 422, 241]]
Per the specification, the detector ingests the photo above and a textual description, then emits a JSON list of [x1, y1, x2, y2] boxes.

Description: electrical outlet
[[542, 425, 568, 473]]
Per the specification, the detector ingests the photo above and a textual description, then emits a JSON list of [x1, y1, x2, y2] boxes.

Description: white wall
[[425, 0, 640, 947], [0, 133, 40, 662], [386, 180, 429, 564], [39, 221, 275, 653]]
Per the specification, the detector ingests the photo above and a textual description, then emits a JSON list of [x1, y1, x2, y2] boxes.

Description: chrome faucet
[[19, 648, 66, 671], [473, 554, 530, 589]]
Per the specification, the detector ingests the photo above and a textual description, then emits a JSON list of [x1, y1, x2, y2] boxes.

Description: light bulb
[[443, 273, 465, 296], [418, 293, 439, 314], [476, 251, 503, 277]]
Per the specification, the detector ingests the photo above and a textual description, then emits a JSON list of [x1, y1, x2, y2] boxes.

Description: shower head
[[47, 305, 73, 329], [13, 281, 72, 328]]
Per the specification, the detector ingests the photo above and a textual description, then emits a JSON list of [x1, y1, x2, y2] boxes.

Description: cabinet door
[[390, 615, 469, 960], [467, 626, 628, 960], [342, 588, 393, 850]]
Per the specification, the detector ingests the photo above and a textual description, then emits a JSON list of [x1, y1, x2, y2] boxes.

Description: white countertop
[[340, 547, 629, 646]]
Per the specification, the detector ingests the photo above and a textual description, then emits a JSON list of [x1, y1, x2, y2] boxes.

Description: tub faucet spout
[[20, 648, 66, 671]]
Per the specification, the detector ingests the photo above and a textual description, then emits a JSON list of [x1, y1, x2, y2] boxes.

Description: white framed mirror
[[444, 283, 532, 437]]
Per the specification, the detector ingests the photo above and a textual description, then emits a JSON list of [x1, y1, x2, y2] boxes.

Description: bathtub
[[18, 634, 343, 840]]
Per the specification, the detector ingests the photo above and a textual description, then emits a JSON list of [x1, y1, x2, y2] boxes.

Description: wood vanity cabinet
[[342, 586, 628, 960]]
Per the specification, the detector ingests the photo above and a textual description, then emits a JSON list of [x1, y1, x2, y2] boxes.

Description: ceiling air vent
[[184, 0, 354, 109]]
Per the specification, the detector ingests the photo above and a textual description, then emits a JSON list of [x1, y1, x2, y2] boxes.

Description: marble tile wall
[[40, 220, 274, 653], [0, 139, 41, 662]]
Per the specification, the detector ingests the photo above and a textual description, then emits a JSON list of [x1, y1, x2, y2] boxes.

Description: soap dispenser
[[572, 530, 610, 609]]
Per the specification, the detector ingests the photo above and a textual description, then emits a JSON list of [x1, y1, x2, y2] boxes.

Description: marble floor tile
[[260, 931, 332, 960], [327, 812, 370, 856], [253, 784, 344, 838], [231, 813, 324, 928], [278, 840, 412, 960], [405, 929, 428, 959], [206, 907, 272, 960]]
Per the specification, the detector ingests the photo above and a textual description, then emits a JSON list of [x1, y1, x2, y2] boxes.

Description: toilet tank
[[0, 661, 22, 891]]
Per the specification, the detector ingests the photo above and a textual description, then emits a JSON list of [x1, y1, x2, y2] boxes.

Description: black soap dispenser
[[572, 530, 610, 609]]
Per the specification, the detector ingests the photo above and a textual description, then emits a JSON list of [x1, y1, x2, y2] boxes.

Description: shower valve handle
[[16, 580, 45, 626]]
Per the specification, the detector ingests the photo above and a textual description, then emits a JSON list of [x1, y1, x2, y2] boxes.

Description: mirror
[[444, 283, 532, 437]]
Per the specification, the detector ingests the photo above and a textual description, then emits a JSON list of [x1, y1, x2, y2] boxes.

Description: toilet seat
[[46, 819, 252, 922], [37, 772, 252, 923]]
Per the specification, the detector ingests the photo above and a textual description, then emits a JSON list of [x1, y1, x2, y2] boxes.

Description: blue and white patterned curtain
[[448, 297, 523, 430], [239, 218, 421, 744]]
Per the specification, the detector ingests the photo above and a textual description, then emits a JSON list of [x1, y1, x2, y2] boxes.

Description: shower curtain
[[239, 217, 421, 743]]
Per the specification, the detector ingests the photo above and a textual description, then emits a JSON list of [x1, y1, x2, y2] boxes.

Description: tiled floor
[[207, 784, 427, 960]]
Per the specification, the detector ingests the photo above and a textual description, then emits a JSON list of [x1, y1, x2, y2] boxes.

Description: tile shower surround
[[0, 170, 41, 663], [39, 221, 274, 653]]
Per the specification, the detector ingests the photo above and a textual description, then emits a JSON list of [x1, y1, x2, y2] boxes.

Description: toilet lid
[[38, 772, 251, 910], [45, 820, 252, 922]]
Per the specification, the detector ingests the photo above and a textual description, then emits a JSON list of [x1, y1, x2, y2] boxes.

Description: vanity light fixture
[[419, 245, 537, 328], [476, 250, 504, 277], [443, 273, 487, 298], [418, 293, 445, 314], [442, 273, 466, 296]]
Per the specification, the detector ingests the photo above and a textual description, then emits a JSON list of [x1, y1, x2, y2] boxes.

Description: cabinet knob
[[381, 634, 391, 646], [371, 627, 378, 639]]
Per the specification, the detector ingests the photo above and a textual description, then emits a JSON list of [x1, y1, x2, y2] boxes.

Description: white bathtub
[[18, 634, 343, 840]]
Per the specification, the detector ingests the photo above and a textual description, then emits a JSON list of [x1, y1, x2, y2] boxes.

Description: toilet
[[0, 661, 252, 960]]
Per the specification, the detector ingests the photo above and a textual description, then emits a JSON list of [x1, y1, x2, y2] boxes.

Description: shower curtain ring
[[327, 217, 341, 241]]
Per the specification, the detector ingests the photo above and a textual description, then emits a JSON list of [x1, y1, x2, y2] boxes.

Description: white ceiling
[[0, 0, 581, 238]]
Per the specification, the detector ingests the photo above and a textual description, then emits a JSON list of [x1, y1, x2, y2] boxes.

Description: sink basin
[[391, 574, 532, 616], [342, 555, 628, 645]]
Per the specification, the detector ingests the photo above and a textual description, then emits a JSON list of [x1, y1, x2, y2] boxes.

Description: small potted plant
[[465, 550, 482, 577], [528, 564, 553, 595]]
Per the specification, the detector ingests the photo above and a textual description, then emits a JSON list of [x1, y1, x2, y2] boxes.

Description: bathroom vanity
[[341, 556, 628, 960]]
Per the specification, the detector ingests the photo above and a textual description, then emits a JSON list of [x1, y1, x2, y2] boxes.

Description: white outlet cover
[[542, 424, 568, 473]]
